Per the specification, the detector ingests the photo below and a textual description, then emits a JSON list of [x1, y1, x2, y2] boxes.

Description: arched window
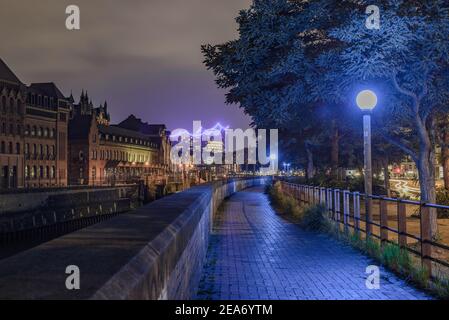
[[8, 142, 13, 154], [17, 100, 23, 115], [44, 128, 49, 137], [16, 143, 20, 154], [51, 166, 56, 179], [37, 127, 42, 137], [31, 126, 36, 136], [1, 96, 6, 113], [9, 98, 14, 113], [25, 166, 30, 179], [32, 166, 37, 179], [0, 141, 5, 153]]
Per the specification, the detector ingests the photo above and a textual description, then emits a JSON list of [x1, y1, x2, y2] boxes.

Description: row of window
[[0, 141, 20, 154], [0, 96, 23, 115], [25, 165, 56, 180], [0, 141, 56, 157], [89, 149, 150, 163], [24, 125, 56, 138], [1, 122, 22, 136], [0, 123, 57, 138], [27, 93, 56, 109], [99, 133, 156, 148], [24, 143, 56, 157]]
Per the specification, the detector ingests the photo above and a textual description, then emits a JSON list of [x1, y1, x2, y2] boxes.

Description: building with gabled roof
[[1, 58, 72, 190]]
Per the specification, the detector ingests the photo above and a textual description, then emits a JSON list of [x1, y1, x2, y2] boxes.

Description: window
[[24, 143, 29, 155], [45, 166, 49, 179], [16, 143, 20, 154], [44, 128, 49, 137], [39, 144, 43, 155], [1, 97, 6, 113], [25, 125, 30, 135], [1, 123, 5, 134], [8, 142, 12, 154], [17, 101, 22, 115], [32, 166, 37, 179], [0, 141, 5, 153], [9, 124, 14, 135], [9, 98, 14, 113], [17, 125, 21, 135], [25, 166, 30, 179], [37, 127, 42, 137], [31, 126, 36, 136], [39, 166, 44, 178], [46, 145, 50, 156]]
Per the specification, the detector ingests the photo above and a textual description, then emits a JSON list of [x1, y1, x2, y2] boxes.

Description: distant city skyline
[[0, 0, 253, 131]]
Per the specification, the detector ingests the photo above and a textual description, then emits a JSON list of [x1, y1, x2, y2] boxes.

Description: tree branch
[[379, 130, 418, 164]]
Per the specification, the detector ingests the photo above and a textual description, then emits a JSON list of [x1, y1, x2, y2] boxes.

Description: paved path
[[196, 187, 431, 300]]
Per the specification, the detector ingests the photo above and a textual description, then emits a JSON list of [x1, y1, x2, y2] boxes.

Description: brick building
[[68, 96, 171, 186], [0, 58, 71, 190]]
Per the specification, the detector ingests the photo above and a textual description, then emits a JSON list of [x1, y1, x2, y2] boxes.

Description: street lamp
[[357, 89, 377, 236]]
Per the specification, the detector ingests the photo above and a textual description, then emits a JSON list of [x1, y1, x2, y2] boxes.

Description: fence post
[[353, 192, 360, 234], [380, 198, 389, 245], [334, 189, 340, 224], [420, 205, 433, 276], [327, 189, 332, 218], [365, 194, 373, 237], [343, 190, 349, 233], [397, 201, 407, 248]]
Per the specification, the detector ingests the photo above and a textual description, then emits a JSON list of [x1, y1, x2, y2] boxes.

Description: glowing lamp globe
[[356, 90, 378, 111]]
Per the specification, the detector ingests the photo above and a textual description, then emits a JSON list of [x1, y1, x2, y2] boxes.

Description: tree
[[329, 0, 449, 236]]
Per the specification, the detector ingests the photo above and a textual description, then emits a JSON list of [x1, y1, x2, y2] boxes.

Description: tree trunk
[[416, 118, 438, 238], [442, 128, 449, 190], [330, 122, 340, 178], [306, 145, 315, 180], [382, 158, 391, 197]]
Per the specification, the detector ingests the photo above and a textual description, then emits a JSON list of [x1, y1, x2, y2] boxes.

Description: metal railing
[[278, 180, 449, 277]]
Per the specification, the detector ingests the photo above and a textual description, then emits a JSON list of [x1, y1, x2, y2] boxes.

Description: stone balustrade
[[0, 177, 269, 300]]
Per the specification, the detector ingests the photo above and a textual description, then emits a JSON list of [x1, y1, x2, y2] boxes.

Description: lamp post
[[356, 90, 378, 236]]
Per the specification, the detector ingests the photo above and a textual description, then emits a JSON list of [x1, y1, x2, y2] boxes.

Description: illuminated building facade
[[68, 100, 170, 186], [1, 58, 71, 190]]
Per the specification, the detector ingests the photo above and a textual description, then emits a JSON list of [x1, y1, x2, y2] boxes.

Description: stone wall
[[0, 177, 268, 300]]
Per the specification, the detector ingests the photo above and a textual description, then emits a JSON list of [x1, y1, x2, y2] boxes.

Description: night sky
[[0, 0, 252, 131]]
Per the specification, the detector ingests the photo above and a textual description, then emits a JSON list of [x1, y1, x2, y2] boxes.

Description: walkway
[[196, 187, 431, 300]]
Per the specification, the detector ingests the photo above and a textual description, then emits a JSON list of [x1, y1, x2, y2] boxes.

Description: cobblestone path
[[196, 187, 431, 300]]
